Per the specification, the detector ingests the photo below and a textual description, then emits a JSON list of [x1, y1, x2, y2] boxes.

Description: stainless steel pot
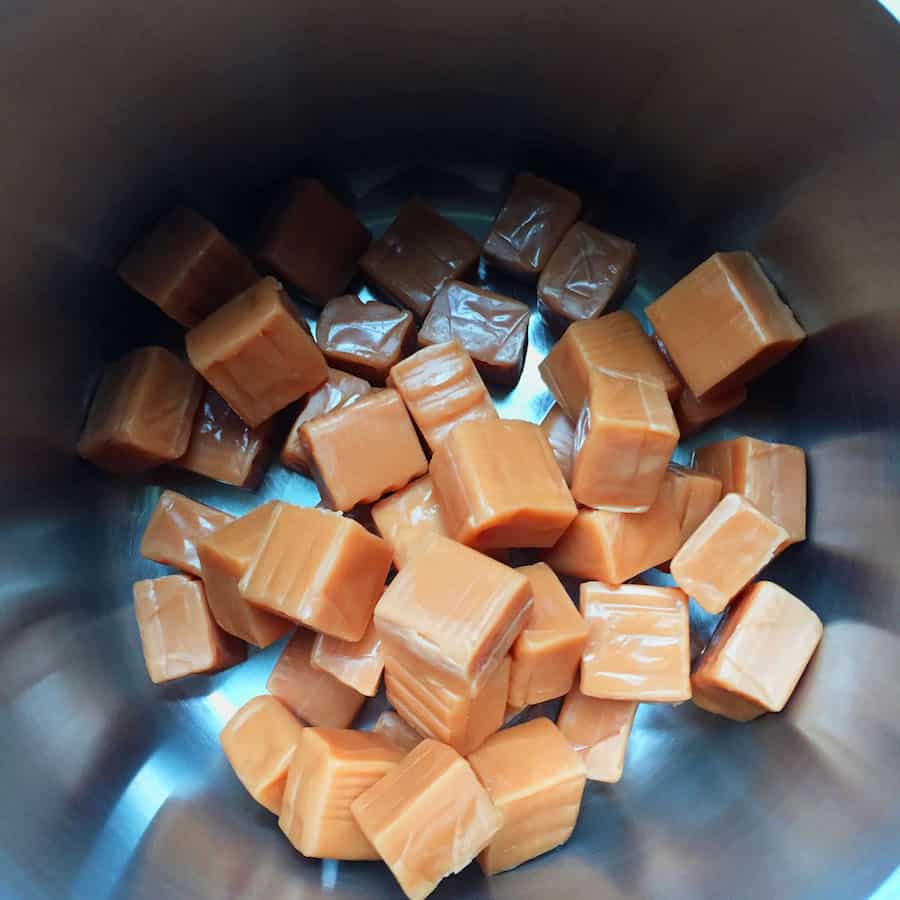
[[2, 2, 899, 898]]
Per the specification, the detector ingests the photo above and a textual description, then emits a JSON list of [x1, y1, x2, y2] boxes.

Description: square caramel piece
[[538, 223, 638, 324], [467, 717, 587, 875], [219, 695, 305, 814], [371, 475, 449, 569], [196, 501, 294, 648], [177, 387, 273, 489], [667, 464, 723, 549], [372, 711, 424, 751], [580, 582, 691, 702], [694, 435, 807, 544], [267, 629, 367, 728], [540, 403, 576, 485], [418, 281, 530, 385], [646, 252, 806, 399], [670, 493, 790, 614], [508, 563, 588, 707], [280, 367, 372, 475], [674, 384, 747, 437], [257, 178, 371, 304], [316, 294, 415, 384], [300, 388, 427, 511], [374, 533, 531, 695], [359, 199, 481, 320], [240, 504, 392, 641], [279, 728, 406, 860], [387, 340, 497, 452], [185, 276, 327, 427], [118, 207, 258, 327], [483, 173, 581, 277], [78, 346, 204, 474], [692, 581, 823, 721], [351, 739, 503, 900], [430, 419, 577, 549], [311, 621, 384, 697], [140, 489, 235, 576], [539, 311, 682, 421], [557, 688, 637, 783], [133, 574, 246, 684], [571, 368, 679, 512]]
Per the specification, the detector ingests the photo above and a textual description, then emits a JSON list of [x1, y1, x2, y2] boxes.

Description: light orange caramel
[[372, 711, 424, 751], [540, 404, 575, 484], [674, 385, 747, 437], [668, 465, 724, 546], [311, 621, 384, 697], [371, 475, 449, 569]]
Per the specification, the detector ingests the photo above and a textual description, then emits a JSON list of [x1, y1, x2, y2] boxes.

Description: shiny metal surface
[[1, 2, 899, 899]]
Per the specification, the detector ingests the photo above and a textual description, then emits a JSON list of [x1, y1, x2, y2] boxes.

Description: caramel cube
[[78, 346, 203, 474], [557, 688, 637, 783], [311, 621, 384, 697], [240, 504, 391, 641], [572, 369, 679, 512], [508, 563, 588, 706], [646, 252, 806, 399], [387, 340, 497, 452], [359, 199, 481, 319], [580, 582, 690, 702], [374, 534, 531, 694], [483, 174, 581, 277], [267, 629, 367, 728], [467, 718, 586, 875], [540, 404, 576, 484], [177, 387, 272, 489], [539, 311, 682, 419], [372, 711, 424, 751], [279, 728, 406, 860], [692, 581, 823, 721], [257, 178, 371, 304], [133, 574, 245, 683], [185, 276, 327, 427], [538, 223, 637, 323], [196, 502, 294, 648], [219, 695, 305, 814], [140, 489, 234, 576], [431, 419, 577, 549], [694, 435, 807, 544], [118, 207, 257, 327], [300, 389, 427, 512], [371, 475, 449, 568], [670, 493, 790, 614], [351, 739, 503, 900], [668, 464, 724, 547], [418, 281, 530, 385], [674, 385, 747, 437]]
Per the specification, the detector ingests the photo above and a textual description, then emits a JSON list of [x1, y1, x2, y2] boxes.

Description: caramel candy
[[467, 718, 586, 875], [372, 711, 424, 751], [177, 387, 272, 489], [580, 582, 691, 702], [540, 404, 576, 484], [300, 389, 427, 512], [359, 199, 481, 319], [668, 465, 724, 548], [279, 728, 406, 860], [281, 368, 372, 475], [374, 533, 531, 694], [267, 629, 367, 728], [674, 385, 747, 437], [694, 435, 807, 544], [539, 311, 682, 420], [483, 174, 581, 277], [508, 563, 588, 706], [219, 695, 305, 814], [557, 688, 637, 783], [671, 493, 790, 614], [418, 281, 530, 385], [185, 276, 327, 427], [133, 574, 246, 683], [118, 207, 257, 327], [316, 294, 416, 384], [140, 489, 234, 576], [78, 346, 203, 474], [572, 369, 679, 512], [371, 475, 448, 568], [311, 621, 384, 697], [692, 581, 823, 721], [646, 252, 806, 399], [387, 340, 497, 452], [257, 178, 371, 304], [431, 419, 577, 550], [351, 739, 502, 900], [241, 504, 391, 641], [538, 223, 637, 323]]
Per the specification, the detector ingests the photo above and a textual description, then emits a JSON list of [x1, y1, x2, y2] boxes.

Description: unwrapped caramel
[[311, 621, 384, 697], [540, 404, 575, 484], [371, 475, 449, 569]]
